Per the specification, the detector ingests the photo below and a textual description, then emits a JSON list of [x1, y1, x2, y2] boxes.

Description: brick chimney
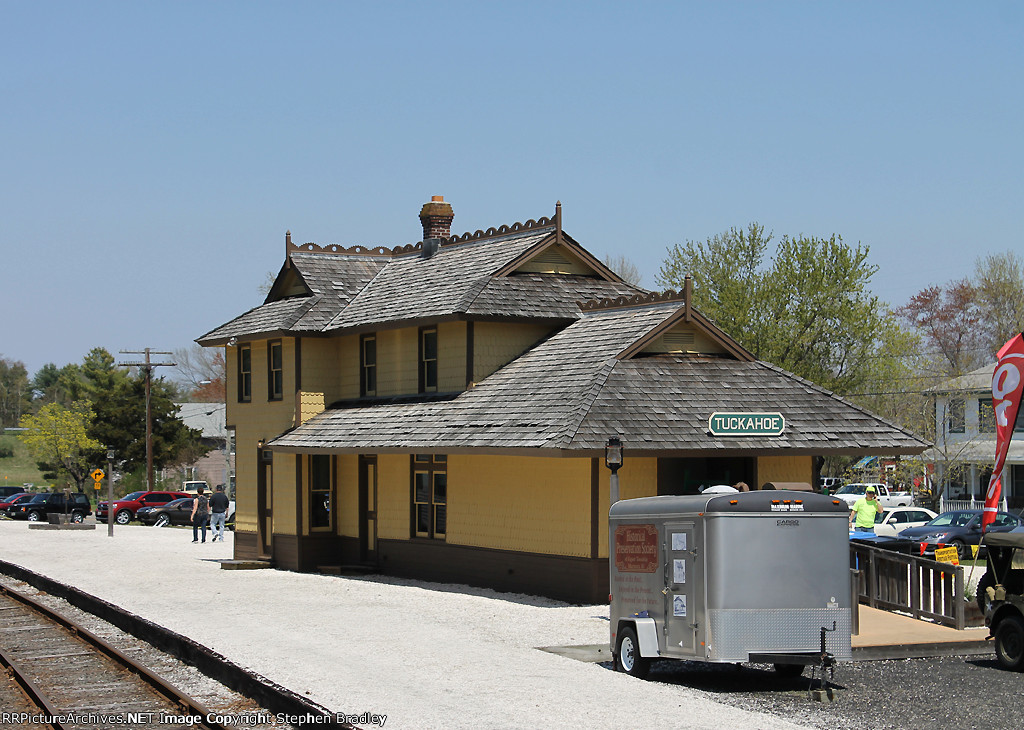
[[419, 195, 454, 241]]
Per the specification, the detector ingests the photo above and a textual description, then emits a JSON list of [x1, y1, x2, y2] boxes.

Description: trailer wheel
[[773, 663, 805, 678], [994, 614, 1024, 671], [615, 627, 650, 679]]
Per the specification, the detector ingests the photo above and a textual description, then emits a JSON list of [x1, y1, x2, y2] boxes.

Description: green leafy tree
[[657, 223, 914, 398], [32, 362, 88, 406], [0, 356, 32, 428], [18, 401, 102, 490], [88, 372, 207, 474]]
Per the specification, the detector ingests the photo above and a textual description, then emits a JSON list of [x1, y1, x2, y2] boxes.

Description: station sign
[[708, 412, 785, 436]]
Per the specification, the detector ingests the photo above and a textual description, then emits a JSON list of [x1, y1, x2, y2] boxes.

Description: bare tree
[[602, 255, 643, 286], [974, 251, 1024, 354], [172, 345, 226, 402]]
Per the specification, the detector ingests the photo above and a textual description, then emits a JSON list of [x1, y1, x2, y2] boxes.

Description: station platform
[[852, 604, 991, 660]]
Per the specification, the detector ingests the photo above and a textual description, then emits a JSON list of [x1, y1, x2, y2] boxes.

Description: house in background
[[927, 364, 1024, 509], [198, 197, 928, 602], [173, 402, 234, 493]]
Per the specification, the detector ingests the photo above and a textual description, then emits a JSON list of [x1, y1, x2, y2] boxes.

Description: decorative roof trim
[[580, 290, 684, 311], [286, 216, 557, 258], [609, 299, 756, 363]]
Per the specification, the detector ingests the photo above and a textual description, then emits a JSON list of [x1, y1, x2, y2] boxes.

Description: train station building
[[198, 197, 927, 602]]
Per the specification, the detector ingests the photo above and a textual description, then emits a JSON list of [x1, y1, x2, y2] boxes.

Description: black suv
[[9, 492, 93, 523]]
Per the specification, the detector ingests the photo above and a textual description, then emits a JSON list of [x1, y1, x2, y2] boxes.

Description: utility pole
[[119, 348, 175, 490]]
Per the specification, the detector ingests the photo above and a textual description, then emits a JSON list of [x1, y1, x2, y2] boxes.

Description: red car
[[0, 492, 33, 517], [97, 491, 190, 524]]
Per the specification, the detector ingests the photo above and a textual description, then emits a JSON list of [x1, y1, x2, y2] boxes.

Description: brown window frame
[[419, 327, 438, 393], [309, 454, 333, 531], [237, 343, 252, 403], [361, 333, 377, 397], [268, 340, 283, 401], [412, 454, 446, 540]]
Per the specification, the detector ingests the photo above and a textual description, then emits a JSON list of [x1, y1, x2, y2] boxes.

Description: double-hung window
[[310, 454, 331, 530], [237, 344, 252, 403], [361, 334, 377, 396], [268, 341, 283, 401], [946, 399, 965, 434], [412, 454, 446, 539], [419, 327, 438, 393]]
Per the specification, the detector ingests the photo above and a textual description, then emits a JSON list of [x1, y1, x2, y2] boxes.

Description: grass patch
[[0, 433, 50, 490]]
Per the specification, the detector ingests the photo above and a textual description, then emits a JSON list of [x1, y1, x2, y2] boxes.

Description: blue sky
[[3, 1, 1022, 377]]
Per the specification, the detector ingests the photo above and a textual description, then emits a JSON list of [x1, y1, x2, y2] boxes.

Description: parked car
[[0, 486, 28, 499], [138, 497, 236, 529], [8, 492, 93, 523], [137, 497, 195, 527], [833, 483, 913, 509], [0, 492, 33, 517], [898, 510, 1023, 558], [181, 480, 210, 496], [872, 506, 938, 537], [97, 491, 190, 525]]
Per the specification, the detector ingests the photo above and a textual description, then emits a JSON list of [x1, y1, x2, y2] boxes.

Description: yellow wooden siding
[[274, 452, 297, 535], [376, 454, 411, 540], [438, 321, 467, 392], [757, 455, 814, 486], [597, 457, 658, 559], [447, 455, 592, 557], [301, 336, 359, 404], [472, 322, 554, 383], [376, 329, 418, 395], [336, 454, 359, 537]]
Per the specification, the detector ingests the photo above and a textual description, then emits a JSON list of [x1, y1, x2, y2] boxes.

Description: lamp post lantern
[[605, 437, 623, 505]]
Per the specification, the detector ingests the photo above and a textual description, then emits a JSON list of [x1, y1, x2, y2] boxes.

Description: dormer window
[[420, 327, 438, 393]]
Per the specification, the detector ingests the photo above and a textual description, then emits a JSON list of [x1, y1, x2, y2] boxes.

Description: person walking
[[848, 485, 883, 534], [191, 486, 210, 543], [209, 484, 230, 542]]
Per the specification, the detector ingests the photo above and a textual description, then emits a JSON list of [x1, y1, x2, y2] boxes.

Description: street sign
[[933, 546, 960, 565], [90, 468, 105, 481], [708, 412, 785, 436]]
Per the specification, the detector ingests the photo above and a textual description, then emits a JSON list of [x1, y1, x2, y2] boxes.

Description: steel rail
[[0, 643, 61, 729], [0, 584, 226, 729]]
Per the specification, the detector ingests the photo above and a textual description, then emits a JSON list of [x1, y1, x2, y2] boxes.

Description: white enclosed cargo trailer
[[609, 491, 852, 679]]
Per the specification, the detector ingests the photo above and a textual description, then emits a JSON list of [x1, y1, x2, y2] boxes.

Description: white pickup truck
[[833, 483, 913, 509]]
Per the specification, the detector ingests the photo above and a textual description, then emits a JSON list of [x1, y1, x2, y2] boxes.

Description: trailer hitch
[[808, 621, 837, 701]]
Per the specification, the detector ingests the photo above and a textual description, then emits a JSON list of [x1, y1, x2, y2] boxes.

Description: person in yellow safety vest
[[849, 485, 883, 533]]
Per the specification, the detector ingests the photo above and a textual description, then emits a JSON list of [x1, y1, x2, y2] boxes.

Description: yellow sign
[[934, 546, 960, 565], [90, 468, 105, 482]]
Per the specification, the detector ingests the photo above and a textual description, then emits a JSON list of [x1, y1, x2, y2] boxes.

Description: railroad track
[[0, 583, 229, 729]]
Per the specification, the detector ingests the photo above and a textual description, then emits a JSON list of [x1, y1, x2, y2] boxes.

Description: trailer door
[[663, 521, 704, 657]]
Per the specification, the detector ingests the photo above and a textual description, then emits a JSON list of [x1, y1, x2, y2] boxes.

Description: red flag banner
[[983, 332, 1024, 531]]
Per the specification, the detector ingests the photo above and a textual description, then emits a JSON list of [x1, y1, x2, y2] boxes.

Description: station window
[[412, 454, 446, 539], [361, 334, 377, 396], [268, 340, 283, 401], [419, 327, 438, 393], [237, 344, 252, 403], [310, 454, 331, 530]]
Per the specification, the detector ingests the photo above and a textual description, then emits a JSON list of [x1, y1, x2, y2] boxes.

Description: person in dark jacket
[[209, 484, 230, 542], [190, 486, 209, 543]]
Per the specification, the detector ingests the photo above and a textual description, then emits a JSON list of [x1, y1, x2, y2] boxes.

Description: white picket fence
[[939, 496, 1008, 513]]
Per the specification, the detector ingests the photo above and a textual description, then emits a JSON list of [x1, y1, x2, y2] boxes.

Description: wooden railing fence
[[850, 542, 966, 630]]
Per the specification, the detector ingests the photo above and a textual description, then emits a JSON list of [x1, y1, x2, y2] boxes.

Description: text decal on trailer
[[708, 412, 785, 436]]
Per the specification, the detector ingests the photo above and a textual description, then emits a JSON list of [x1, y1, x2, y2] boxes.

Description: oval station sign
[[708, 412, 785, 436]]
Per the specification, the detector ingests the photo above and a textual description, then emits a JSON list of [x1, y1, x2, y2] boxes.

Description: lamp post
[[106, 450, 115, 538], [605, 437, 623, 505]]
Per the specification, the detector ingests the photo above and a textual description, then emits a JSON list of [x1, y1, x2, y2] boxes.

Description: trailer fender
[[617, 618, 660, 658]]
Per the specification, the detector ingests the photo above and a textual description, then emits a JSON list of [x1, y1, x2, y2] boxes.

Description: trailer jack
[[808, 622, 837, 702]]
